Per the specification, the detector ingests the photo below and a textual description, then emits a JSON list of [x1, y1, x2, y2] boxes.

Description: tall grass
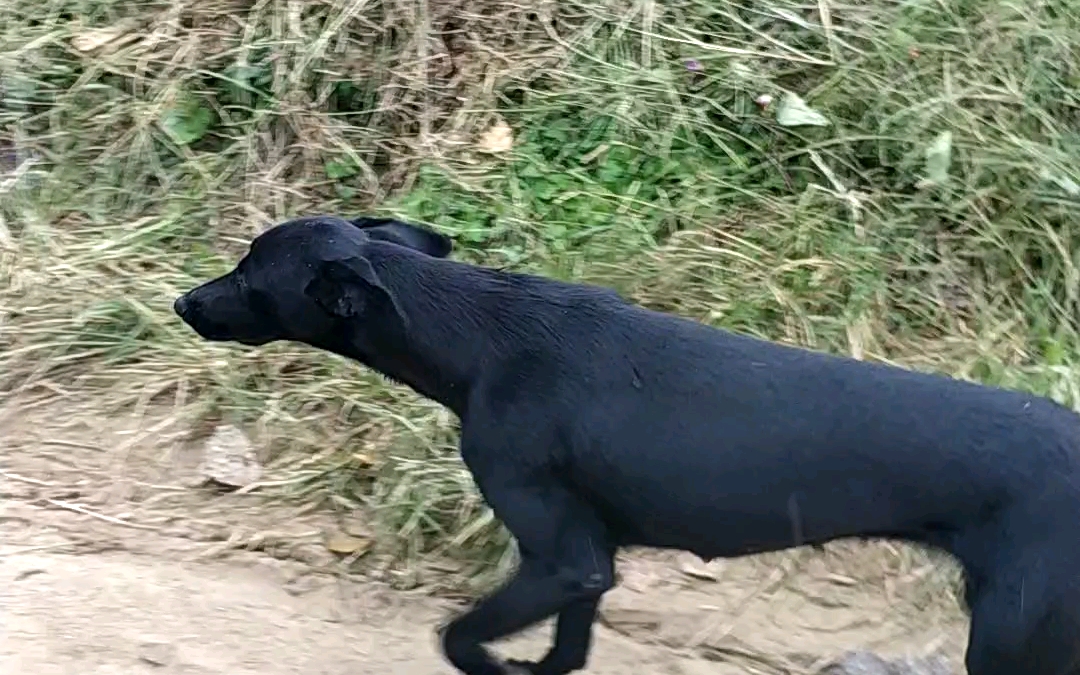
[[2, 0, 1078, 572]]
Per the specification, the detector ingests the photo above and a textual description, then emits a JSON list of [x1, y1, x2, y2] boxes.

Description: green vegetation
[[2, 0, 1078, 580]]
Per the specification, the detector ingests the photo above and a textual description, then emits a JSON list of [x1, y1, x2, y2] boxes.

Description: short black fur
[[175, 215, 1080, 675]]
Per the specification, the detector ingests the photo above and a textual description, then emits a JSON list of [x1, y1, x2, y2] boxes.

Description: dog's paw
[[502, 659, 539, 675]]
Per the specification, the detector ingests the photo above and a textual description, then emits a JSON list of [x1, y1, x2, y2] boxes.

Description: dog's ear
[[304, 256, 408, 326], [348, 217, 453, 258]]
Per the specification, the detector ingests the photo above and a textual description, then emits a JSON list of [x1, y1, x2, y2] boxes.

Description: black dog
[[175, 215, 1080, 675]]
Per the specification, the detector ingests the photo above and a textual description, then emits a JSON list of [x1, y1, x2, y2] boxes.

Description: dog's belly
[[573, 459, 948, 557], [562, 404, 1026, 557]]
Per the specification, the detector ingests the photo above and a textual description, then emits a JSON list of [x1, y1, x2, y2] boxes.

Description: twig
[[685, 555, 799, 649], [41, 438, 108, 453], [0, 542, 74, 557], [133, 481, 190, 492], [2, 470, 55, 487], [43, 499, 160, 531]]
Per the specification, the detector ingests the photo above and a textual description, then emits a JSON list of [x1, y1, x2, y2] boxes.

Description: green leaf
[[775, 92, 830, 128], [3, 74, 38, 104], [1039, 167, 1080, 196], [923, 131, 953, 185], [325, 159, 359, 180], [161, 99, 212, 146]]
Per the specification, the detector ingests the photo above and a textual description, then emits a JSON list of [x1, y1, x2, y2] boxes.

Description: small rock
[[198, 424, 261, 489], [677, 553, 723, 581], [136, 638, 176, 667], [598, 605, 663, 633], [818, 651, 952, 675], [323, 530, 373, 556], [283, 572, 329, 597], [476, 119, 513, 154], [613, 556, 666, 593]]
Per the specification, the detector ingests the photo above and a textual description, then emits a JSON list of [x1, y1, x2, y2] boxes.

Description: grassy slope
[[2, 0, 1079, 579]]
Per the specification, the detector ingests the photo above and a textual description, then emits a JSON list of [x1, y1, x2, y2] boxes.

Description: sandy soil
[[1, 397, 970, 674]]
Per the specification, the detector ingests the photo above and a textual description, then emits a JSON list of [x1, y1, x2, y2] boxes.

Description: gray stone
[[818, 650, 952, 675]]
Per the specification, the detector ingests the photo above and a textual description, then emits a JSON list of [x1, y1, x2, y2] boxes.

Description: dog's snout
[[173, 294, 191, 318]]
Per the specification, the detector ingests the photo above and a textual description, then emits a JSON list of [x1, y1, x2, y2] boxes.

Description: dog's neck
[[322, 244, 561, 418]]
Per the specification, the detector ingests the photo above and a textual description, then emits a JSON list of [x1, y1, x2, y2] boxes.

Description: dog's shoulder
[[453, 262, 629, 313]]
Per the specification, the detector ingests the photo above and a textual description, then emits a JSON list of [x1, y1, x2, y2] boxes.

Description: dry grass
[[2, 0, 1079, 593]]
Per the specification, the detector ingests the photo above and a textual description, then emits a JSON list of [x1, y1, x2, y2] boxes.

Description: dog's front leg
[[439, 461, 614, 675], [441, 555, 600, 675], [503, 597, 601, 675]]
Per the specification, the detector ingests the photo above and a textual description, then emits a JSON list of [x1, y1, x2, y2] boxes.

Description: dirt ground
[[1, 397, 971, 674]]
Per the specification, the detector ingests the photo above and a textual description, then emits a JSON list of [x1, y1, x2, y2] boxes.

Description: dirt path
[[3, 547, 702, 675], [1, 398, 970, 674]]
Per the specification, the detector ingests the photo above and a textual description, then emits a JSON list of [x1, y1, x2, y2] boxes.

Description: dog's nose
[[173, 295, 190, 318]]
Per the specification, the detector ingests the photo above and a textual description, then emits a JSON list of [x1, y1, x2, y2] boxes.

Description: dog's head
[[173, 216, 452, 347]]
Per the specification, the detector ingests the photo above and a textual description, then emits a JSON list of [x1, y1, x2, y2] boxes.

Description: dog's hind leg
[[964, 534, 1080, 675], [439, 464, 614, 675]]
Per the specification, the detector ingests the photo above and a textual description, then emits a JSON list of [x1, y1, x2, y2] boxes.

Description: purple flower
[[684, 59, 704, 72]]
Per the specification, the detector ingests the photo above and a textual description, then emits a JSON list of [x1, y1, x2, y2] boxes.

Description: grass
[[1, 0, 1079, 584]]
